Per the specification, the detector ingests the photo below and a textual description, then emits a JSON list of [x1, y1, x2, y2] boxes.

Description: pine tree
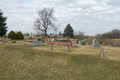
[[63, 23, 74, 38], [0, 10, 7, 36]]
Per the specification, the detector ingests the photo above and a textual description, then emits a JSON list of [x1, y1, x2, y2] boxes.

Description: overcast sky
[[0, 0, 120, 36]]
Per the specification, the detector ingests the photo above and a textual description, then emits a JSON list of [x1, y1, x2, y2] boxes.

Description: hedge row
[[8, 31, 24, 39]]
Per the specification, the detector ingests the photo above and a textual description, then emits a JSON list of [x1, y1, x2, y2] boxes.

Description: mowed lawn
[[0, 41, 120, 80]]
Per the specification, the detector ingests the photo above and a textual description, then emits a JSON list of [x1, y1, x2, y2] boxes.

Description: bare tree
[[78, 31, 85, 40], [34, 7, 57, 37]]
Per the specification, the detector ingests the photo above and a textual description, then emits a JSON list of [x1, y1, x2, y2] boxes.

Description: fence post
[[100, 47, 104, 58], [50, 44, 53, 50], [67, 46, 69, 52]]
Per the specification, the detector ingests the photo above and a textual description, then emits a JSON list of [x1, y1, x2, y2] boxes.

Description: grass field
[[0, 40, 120, 80]]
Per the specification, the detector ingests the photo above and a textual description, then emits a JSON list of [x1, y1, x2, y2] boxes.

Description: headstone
[[78, 41, 84, 45], [7, 42, 12, 44], [71, 39, 77, 47], [1, 37, 6, 40], [33, 41, 44, 46], [100, 47, 104, 58], [16, 42, 22, 44], [91, 39, 101, 47]]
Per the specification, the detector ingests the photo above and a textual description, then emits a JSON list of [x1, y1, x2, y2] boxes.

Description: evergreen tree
[[0, 10, 7, 36], [17, 31, 24, 39], [8, 31, 16, 39], [63, 23, 74, 38]]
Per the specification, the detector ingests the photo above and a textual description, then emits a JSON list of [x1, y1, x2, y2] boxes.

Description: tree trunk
[[45, 29, 47, 37]]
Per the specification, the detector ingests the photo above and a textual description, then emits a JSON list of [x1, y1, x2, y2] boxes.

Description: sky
[[0, 0, 120, 36]]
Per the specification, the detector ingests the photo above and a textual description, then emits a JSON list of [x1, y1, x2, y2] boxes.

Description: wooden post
[[67, 46, 69, 52], [100, 47, 104, 58], [50, 44, 53, 50]]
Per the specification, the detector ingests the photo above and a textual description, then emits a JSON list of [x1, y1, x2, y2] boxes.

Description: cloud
[[0, 0, 120, 36], [105, 0, 120, 6]]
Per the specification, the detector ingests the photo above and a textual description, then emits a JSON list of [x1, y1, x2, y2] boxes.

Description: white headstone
[[91, 39, 101, 47]]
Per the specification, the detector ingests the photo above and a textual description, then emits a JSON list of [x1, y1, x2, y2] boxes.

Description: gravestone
[[16, 42, 22, 44], [71, 39, 78, 47], [91, 39, 101, 47], [1, 37, 6, 40], [78, 41, 84, 45], [33, 41, 44, 46]]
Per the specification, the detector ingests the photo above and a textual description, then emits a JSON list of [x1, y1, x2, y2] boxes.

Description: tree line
[[96, 29, 120, 39]]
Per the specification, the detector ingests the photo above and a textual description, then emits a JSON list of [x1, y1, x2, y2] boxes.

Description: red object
[[47, 41, 72, 46], [102, 42, 109, 45], [53, 37, 55, 38]]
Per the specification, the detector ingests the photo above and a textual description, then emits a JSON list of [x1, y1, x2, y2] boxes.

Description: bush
[[12, 40, 16, 43], [17, 31, 24, 39], [8, 31, 24, 40], [8, 31, 16, 39]]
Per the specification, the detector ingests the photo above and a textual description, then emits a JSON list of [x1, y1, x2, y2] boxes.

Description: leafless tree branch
[[34, 7, 58, 37]]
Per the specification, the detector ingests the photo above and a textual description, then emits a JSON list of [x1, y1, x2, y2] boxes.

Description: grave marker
[[33, 41, 44, 46], [91, 39, 101, 47], [78, 41, 84, 45], [71, 39, 78, 47], [100, 47, 104, 58]]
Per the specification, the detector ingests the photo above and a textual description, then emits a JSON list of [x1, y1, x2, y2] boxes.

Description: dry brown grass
[[1, 41, 120, 80], [2, 38, 120, 62], [33, 44, 120, 61]]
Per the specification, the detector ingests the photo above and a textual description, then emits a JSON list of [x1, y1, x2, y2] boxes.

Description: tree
[[17, 31, 24, 39], [111, 29, 120, 38], [63, 23, 74, 38], [34, 7, 57, 37], [101, 29, 120, 39], [59, 31, 61, 35], [0, 10, 7, 36], [8, 31, 16, 39], [77, 31, 85, 40]]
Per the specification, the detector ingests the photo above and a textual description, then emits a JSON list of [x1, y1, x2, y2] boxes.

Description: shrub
[[12, 40, 16, 43], [8, 31, 24, 39], [17, 31, 24, 39], [8, 31, 16, 39]]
